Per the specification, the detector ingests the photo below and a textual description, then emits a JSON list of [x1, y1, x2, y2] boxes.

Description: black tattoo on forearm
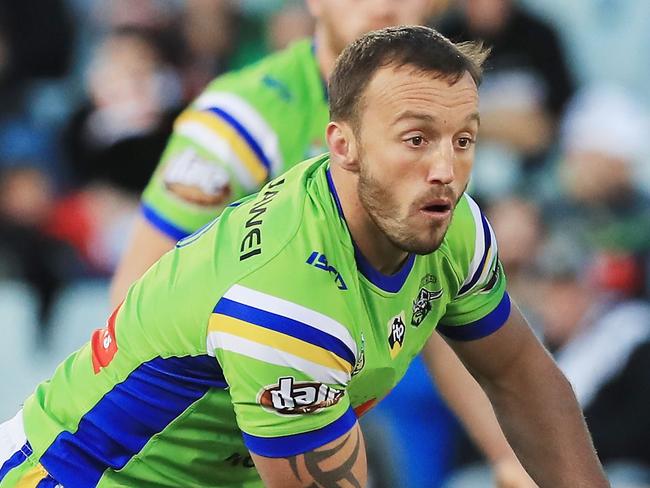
[[288, 428, 362, 487]]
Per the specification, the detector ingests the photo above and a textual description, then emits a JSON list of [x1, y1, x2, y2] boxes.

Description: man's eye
[[408, 136, 424, 146], [457, 137, 474, 149]]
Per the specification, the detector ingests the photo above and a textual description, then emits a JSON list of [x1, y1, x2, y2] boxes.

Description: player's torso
[[21, 206, 270, 486], [344, 256, 460, 416], [239, 160, 463, 418]]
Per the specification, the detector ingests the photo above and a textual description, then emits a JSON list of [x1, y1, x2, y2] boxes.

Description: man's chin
[[396, 233, 447, 255]]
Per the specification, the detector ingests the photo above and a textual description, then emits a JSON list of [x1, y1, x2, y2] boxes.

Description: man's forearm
[[482, 345, 608, 488]]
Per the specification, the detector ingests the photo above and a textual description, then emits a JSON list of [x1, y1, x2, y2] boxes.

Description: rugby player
[[0, 26, 608, 488], [109, 2, 536, 485]]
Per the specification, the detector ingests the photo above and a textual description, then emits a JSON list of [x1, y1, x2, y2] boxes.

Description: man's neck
[[329, 164, 409, 275], [313, 26, 338, 82]]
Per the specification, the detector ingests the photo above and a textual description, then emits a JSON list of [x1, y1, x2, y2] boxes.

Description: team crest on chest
[[387, 312, 406, 359], [411, 274, 443, 327]]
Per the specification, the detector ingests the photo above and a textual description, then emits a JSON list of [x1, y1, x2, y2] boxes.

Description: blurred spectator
[[534, 239, 650, 485], [437, 0, 574, 201], [521, 0, 650, 109], [546, 84, 650, 259], [0, 0, 74, 96], [44, 183, 138, 275], [181, 0, 241, 97], [0, 165, 85, 321], [267, 2, 315, 52], [62, 26, 183, 193]]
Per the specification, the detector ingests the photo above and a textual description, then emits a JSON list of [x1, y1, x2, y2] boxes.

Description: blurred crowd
[[1, 0, 649, 486]]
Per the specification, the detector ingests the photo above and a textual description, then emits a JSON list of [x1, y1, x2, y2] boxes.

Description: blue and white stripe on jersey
[[457, 195, 499, 297], [175, 91, 283, 190], [208, 284, 357, 386]]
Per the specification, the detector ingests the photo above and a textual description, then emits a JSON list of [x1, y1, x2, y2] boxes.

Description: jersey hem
[[438, 292, 511, 341], [141, 203, 191, 241], [241, 406, 356, 458]]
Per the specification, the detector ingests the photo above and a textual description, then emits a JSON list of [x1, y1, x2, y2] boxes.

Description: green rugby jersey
[[141, 38, 329, 240], [18, 155, 509, 487]]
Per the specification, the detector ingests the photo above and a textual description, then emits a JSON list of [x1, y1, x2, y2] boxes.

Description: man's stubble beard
[[357, 157, 461, 256]]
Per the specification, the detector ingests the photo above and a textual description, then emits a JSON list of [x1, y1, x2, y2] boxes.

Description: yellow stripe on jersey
[[15, 464, 50, 487], [176, 110, 268, 184], [209, 314, 353, 374]]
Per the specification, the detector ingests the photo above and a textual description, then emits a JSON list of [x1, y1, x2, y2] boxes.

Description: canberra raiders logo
[[411, 275, 443, 326]]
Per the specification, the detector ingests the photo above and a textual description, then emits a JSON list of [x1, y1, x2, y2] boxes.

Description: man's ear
[[326, 121, 360, 172]]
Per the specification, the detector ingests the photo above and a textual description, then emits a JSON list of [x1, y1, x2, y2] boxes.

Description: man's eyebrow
[[393, 110, 436, 124], [466, 112, 481, 126], [393, 111, 481, 126]]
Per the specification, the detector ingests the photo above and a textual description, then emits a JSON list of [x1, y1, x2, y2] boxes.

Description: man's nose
[[426, 142, 455, 185]]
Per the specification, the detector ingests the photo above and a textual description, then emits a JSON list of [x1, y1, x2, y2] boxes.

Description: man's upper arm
[[443, 303, 544, 387], [140, 89, 283, 241], [251, 421, 367, 488], [437, 194, 511, 342], [208, 283, 360, 461]]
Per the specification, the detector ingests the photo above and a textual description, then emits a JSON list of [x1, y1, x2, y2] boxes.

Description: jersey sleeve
[[438, 195, 511, 341], [207, 283, 358, 458], [140, 88, 284, 240]]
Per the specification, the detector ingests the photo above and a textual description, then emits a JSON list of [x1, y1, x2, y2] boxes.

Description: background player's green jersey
[[15, 156, 509, 487], [141, 38, 329, 240]]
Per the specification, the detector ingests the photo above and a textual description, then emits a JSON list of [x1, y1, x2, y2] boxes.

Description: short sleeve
[[141, 89, 283, 240], [438, 196, 511, 341], [207, 284, 358, 457]]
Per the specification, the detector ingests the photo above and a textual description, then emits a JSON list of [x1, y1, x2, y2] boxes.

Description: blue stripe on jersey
[[38, 355, 227, 487], [0, 442, 32, 482], [242, 406, 356, 457], [141, 203, 191, 241], [206, 107, 272, 173], [214, 297, 356, 367], [326, 168, 416, 293], [438, 292, 511, 341], [458, 213, 492, 295]]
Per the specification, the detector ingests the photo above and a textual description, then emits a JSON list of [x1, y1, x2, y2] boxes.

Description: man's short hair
[[328, 25, 489, 126]]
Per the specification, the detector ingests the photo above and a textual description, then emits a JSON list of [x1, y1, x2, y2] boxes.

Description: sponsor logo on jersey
[[239, 177, 285, 260], [387, 312, 406, 359], [351, 333, 365, 377], [261, 75, 292, 102], [91, 303, 122, 374], [164, 149, 231, 206], [306, 251, 348, 290], [258, 376, 344, 415]]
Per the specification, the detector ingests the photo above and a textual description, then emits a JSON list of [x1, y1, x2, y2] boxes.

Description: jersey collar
[[325, 167, 415, 293]]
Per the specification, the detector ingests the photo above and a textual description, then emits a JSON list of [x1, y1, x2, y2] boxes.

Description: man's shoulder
[[213, 156, 334, 274], [197, 39, 321, 113]]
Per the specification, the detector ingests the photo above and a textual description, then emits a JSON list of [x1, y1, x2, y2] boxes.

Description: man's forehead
[[363, 65, 479, 116]]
